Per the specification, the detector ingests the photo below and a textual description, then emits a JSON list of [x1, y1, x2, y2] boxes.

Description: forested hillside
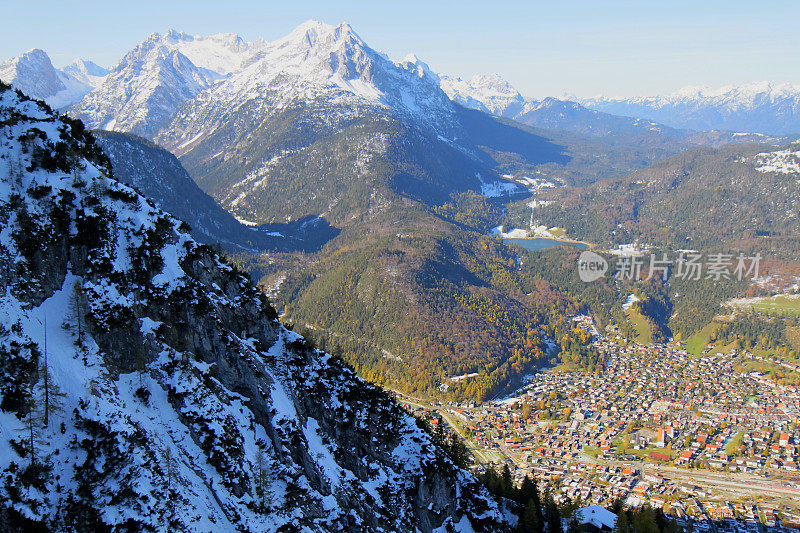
[[528, 143, 800, 254]]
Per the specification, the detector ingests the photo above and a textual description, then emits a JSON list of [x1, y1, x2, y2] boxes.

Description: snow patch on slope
[[754, 148, 800, 175]]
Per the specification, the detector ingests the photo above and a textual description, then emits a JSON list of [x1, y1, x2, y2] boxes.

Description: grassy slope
[[626, 308, 654, 345], [747, 295, 800, 317], [685, 321, 721, 357]]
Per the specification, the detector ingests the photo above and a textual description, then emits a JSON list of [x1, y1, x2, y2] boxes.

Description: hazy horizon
[[2, 0, 799, 99]]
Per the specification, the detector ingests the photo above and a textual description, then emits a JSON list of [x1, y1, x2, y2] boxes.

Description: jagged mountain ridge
[[70, 29, 257, 137], [439, 72, 797, 147], [579, 82, 800, 136], [0, 85, 512, 531], [0, 49, 97, 109], [154, 21, 587, 223], [71, 21, 466, 143], [70, 33, 220, 137]]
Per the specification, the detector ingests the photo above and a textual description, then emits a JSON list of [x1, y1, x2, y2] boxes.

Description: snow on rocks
[[0, 85, 511, 532]]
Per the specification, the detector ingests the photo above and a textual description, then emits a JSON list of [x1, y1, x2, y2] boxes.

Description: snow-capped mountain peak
[[278, 19, 360, 45], [398, 53, 440, 86], [260, 20, 377, 89], [0, 48, 64, 97], [439, 71, 527, 117], [61, 58, 110, 87], [580, 81, 800, 135], [0, 48, 94, 109], [160, 28, 251, 76], [158, 20, 459, 146], [71, 33, 217, 137]]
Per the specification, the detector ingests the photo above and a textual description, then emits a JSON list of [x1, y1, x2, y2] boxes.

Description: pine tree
[[38, 351, 63, 430], [615, 510, 630, 533], [517, 474, 544, 531], [518, 475, 535, 504], [566, 512, 580, 533], [253, 447, 267, 511], [433, 414, 446, 446], [161, 446, 176, 522], [518, 498, 544, 532], [632, 507, 659, 533], [481, 465, 502, 496], [448, 433, 470, 469], [544, 490, 561, 533], [500, 463, 514, 499], [20, 393, 45, 467], [43, 312, 49, 427], [69, 281, 88, 345]]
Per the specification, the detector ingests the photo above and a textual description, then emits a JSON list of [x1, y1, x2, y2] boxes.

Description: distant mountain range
[[440, 73, 798, 143], [4, 27, 795, 152], [577, 82, 800, 136], [1, 21, 795, 402]]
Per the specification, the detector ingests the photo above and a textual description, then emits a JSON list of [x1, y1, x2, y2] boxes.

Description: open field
[[725, 431, 744, 455], [685, 321, 720, 356], [625, 308, 653, 344], [729, 294, 800, 317]]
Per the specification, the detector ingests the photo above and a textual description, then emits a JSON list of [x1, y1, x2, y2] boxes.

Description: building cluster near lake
[[401, 324, 800, 531]]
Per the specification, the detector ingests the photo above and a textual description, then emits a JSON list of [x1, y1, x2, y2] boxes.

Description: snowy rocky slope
[[0, 85, 513, 531], [439, 73, 530, 119]]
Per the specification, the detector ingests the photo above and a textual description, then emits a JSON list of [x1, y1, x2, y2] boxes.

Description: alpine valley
[[2, 17, 800, 532], [3, 20, 798, 402]]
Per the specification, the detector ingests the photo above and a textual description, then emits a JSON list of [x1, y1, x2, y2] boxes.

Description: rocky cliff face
[[0, 49, 93, 109], [0, 85, 512, 532]]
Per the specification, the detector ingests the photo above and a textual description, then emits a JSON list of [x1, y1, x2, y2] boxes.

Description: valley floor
[[395, 331, 800, 528]]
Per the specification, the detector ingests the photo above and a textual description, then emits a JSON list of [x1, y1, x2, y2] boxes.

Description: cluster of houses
[[404, 324, 800, 529]]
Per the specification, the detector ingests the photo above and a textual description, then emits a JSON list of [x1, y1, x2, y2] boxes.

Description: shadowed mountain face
[[95, 130, 339, 253]]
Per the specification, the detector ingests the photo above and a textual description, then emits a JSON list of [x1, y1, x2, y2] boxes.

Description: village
[[399, 326, 800, 531]]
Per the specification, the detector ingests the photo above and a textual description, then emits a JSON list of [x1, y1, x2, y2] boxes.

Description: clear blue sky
[[2, 0, 798, 98]]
